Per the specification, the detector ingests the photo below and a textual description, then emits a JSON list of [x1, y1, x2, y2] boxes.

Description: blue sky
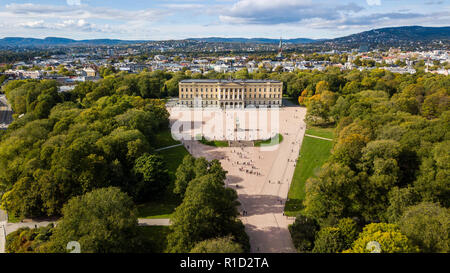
[[0, 0, 448, 40]]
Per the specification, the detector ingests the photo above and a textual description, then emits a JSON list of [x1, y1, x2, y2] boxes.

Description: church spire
[[277, 36, 283, 59]]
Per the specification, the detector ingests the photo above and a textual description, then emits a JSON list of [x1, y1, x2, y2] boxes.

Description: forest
[[0, 70, 247, 253], [1, 66, 448, 253], [292, 68, 449, 253]]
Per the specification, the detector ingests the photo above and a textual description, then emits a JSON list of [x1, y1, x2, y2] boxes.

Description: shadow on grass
[[138, 225, 171, 253], [284, 199, 304, 217], [137, 198, 180, 219]]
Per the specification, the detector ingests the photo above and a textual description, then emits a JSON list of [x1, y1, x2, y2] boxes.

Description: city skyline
[[0, 0, 449, 40]]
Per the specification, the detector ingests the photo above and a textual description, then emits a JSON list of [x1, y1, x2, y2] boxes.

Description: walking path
[[138, 218, 171, 226], [169, 105, 306, 253], [0, 209, 6, 253], [0, 216, 171, 253], [0, 223, 5, 254], [155, 143, 183, 152], [1, 217, 171, 237], [304, 134, 333, 141]]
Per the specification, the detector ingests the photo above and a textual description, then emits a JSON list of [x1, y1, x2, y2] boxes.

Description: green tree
[[49, 187, 141, 253], [304, 163, 361, 222], [414, 141, 450, 207], [312, 218, 359, 253], [167, 173, 245, 253], [174, 155, 196, 197], [344, 223, 417, 253], [313, 227, 345, 253], [189, 236, 244, 253], [6, 224, 54, 253], [385, 187, 419, 222], [288, 215, 319, 253], [133, 153, 170, 201], [399, 202, 449, 253], [336, 218, 360, 249], [235, 68, 250, 80]]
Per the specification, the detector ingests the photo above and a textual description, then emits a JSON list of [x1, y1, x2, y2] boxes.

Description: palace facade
[[178, 79, 283, 108]]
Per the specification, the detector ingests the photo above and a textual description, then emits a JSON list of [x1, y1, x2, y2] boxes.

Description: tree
[[414, 141, 450, 207], [174, 156, 228, 198], [235, 68, 250, 80], [385, 187, 419, 222], [315, 80, 330, 94], [331, 134, 369, 169], [49, 187, 141, 253], [344, 223, 417, 253], [6, 224, 54, 253], [305, 98, 329, 126], [399, 202, 449, 253], [133, 153, 170, 201], [167, 173, 246, 253], [358, 140, 402, 221], [304, 163, 361, 222], [312, 218, 360, 253], [1, 177, 42, 218], [336, 218, 360, 249], [288, 215, 319, 252], [421, 89, 449, 119], [189, 236, 244, 253], [313, 227, 344, 253], [174, 155, 196, 197]]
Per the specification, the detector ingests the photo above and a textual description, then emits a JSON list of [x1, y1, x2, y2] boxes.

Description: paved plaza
[[169, 104, 306, 253]]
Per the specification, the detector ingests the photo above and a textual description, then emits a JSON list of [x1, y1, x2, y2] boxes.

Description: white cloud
[[0, 0, 449, 40], [67, 0, 82, 6], [19, 20, 45, 28], [4, 3, 165, 21], [366, 0, 381, 6], [220, 0, 363, 24]]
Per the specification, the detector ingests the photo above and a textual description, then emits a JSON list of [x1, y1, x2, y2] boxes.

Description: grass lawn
[[153, 128, 181, 149], [254, 134, 283, 147], [305, 126, 335, 139], [138, 226, 170, 253], [137, 201, 178, 219], [199, 137, 229, 147], [158, 145, 189, 179], [137, 145, 189, 219], [284, 132, 333, 217]]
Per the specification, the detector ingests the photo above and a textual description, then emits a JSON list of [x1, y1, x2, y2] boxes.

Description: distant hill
[[0, 26, 448, 48], [0, 37, 147, 48], [326, 26, 450, 46], [187, 37, 318, 44]]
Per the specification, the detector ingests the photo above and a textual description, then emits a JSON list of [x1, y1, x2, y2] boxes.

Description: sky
[[0, 0, 449, 40]]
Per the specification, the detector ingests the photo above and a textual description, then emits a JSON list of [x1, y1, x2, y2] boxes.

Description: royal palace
[[178, 79, 283, 108]]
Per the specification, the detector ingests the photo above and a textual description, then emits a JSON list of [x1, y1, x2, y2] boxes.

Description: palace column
[[239, 88, 242, 108]]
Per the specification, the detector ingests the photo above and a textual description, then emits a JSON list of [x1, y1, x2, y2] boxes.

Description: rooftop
[[180, 79, 282, 84]]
